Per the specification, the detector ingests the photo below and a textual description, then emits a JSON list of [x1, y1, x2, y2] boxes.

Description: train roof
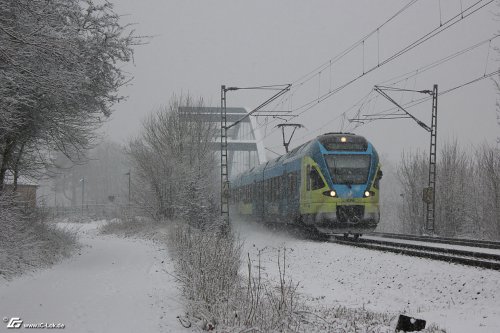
[[231, 132, 374, 182]]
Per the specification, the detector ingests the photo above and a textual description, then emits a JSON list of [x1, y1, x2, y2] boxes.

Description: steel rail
[[369, 232, 500, 250], [331, 236, 500, 270]]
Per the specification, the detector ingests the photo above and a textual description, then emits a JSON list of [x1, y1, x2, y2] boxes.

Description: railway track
[[330, 235, 500, 270], [369, 231, 500, 250]]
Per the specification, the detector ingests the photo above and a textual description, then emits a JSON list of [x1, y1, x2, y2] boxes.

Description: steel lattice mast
[[426, 84, 438, 231], [374, 85, 437, 232]]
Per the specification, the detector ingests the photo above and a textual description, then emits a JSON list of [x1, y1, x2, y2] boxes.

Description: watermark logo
[[3, 316, 65, 329], [4, 317, 23, 329]]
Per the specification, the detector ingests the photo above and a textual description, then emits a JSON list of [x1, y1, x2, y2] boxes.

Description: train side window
[[270, 178, 273, 201], [275, 177, 278, 201], [276, 177, 279, 200], [265, 180, 268, 201], [311, 167, 325, 190], [273, 178, 278, 201], [278, 176, 282, 200], [306, 165, 311, 191], [264, 181, 267, 201], [269, 179, 273, 201]]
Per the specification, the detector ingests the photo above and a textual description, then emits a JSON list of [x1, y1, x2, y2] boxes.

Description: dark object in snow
[[395, 314, 426, 332], [177, 315, 191, 328]]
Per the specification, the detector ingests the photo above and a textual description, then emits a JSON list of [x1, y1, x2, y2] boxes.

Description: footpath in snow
[[0, 221, 185, 333]]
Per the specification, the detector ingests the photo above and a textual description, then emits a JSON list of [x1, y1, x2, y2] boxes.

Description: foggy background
[[105, 0, 499, 163]]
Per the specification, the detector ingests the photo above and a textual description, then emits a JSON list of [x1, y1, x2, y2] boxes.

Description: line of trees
[[396, 141, 500, 240], [0, 0, 139, 191]]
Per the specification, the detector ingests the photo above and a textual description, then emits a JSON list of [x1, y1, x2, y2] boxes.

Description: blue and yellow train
[[230, 132, 382, 236]]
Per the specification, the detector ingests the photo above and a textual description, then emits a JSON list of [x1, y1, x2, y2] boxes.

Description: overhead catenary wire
[[347, 69, 500, 129], [290, 0, 495, 116], [254, 0, 496, 144], [298, 59, 500, 140], [272, 0, 421, 112], [378, 35, 499, 86], [291, 0, 421, 86], [278, 0, 492, 117]]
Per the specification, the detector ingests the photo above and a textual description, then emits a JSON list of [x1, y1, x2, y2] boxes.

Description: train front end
[[300, 133, 382, 235]]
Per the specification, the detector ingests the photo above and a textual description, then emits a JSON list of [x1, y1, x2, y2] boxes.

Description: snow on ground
[[234, 220, 500, 333], [0, 220, 186, 333]]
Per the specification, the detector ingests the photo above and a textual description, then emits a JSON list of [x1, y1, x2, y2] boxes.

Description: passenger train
[[230, 132, 382, 236]]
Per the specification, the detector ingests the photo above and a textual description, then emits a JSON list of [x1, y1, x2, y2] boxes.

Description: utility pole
[[497, 104, 500, 149], [277, 123, 303, 153], [374, 85, 437, 232], [80, 177, 85, 215]]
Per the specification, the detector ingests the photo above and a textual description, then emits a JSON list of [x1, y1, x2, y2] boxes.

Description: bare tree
[[397, 150, 428, 234], [127, 95, 219, 225], [475, 144, 500, 239], [396, 141, 500, 240], [435, 141, 474, 236]]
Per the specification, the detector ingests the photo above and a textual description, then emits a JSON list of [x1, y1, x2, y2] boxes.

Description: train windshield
[[324, 154, 371, 185]]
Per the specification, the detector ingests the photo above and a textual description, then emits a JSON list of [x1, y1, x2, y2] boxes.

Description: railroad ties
[[330, 233, 500, 270]]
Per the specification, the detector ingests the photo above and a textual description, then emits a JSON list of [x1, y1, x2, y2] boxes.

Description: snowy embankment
[[235, 220, 500, 333], [0, 221, 184, 333]]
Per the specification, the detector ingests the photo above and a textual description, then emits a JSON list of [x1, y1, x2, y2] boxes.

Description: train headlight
[[322, 190, 337, 197], [340, 136, 347, 143], [364, 191, 370, 197]]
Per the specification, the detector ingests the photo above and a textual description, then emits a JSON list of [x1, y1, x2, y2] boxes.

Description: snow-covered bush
[[167, 221, 322, 332], [99, 212, 163, 239], [0, 192, 78, 280], [167, 222, 242, 325]]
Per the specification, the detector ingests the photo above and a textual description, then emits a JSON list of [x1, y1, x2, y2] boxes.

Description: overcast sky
[[104, 0, 500, 163]]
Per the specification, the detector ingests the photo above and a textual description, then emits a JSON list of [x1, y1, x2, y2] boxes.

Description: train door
[[301, 163, 313, 214], [301, 161, 327, 218]]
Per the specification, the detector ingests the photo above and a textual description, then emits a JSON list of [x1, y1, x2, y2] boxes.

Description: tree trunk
[[12, 141, 26, 191], [0, 138, 16, 191]]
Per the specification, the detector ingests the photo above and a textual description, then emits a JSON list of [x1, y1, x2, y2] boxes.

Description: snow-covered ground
[[2, 218, 498, 332], [0, 221, 185, 333], [234, 220, 500, 333]]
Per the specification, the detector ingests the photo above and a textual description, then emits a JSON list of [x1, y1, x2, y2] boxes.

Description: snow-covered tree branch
[[0, 0, 141, 190]]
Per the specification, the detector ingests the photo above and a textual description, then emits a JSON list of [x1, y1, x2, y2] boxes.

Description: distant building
[[3, 173, 39, 208]]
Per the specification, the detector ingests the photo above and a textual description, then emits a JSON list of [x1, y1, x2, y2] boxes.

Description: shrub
[[0, 192, 78, 280]]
